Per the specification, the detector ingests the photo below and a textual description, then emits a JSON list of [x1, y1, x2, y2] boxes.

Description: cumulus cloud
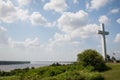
[[0, 0, 18, 23], [30, 12, 52, 27], [57, 10, 88, 33], [17, 0, 32, 6], [48, 33, 70, 48], [44, 0, 68, 13], [56, 10, 100, 40], [50, 10, 100, 48], [0, 26, 8, 44], [48, 23, 100, 51], [17, 8, 29, 21], [99, 15, 110, 25], [114, 33, 120, 43], [86, 0, 109, 10], [110, 8, 119, 14], [116, 18, 120, 24], [70, 24, 100, 39], [0, 0, 29, 23]]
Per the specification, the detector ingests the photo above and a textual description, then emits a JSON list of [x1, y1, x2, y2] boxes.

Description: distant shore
[[0, 61, 74, 71], [0, 61, 30, 65]]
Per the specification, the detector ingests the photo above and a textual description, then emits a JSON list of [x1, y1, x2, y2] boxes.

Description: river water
[[0, 61, 74, 72]]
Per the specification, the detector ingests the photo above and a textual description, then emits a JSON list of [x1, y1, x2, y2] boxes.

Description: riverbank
[[0, 61, 30, 65], [0, 63, 120, 80], [0, 61, 74, 71], [0, 62, 103, 80]]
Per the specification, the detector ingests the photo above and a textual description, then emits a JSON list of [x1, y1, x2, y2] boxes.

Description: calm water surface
[[0, 61, 74, 71]]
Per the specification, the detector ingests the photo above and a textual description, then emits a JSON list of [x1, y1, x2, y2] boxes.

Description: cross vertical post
[[97, 23, 109, 61]]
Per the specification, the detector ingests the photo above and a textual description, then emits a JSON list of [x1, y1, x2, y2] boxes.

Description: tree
[[106, 54, 111, 62], [77, 49, 106, 71], [111, 56, 116, 63]]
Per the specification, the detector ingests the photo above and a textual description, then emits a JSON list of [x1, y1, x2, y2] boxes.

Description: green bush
[[44, 70, 104, 80], [44, 71, 85, 80], [77, 49, 106, 71]]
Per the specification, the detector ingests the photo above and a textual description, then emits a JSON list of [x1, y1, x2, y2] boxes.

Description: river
[[0, 61, 74, 72]]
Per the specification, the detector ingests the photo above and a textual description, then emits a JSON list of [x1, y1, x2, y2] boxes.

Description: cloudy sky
[[0, 0, 120, 61]]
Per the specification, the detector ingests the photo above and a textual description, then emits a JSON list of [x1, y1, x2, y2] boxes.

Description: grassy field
[[101, 63, 120, 80]]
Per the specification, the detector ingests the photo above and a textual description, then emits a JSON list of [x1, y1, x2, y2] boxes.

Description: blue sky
[[0, 0, 120, 61]]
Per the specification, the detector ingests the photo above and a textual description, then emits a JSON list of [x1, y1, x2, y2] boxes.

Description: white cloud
[[0, 0, 29, 23], [71, 41, 80, 46], [17, 0, 32, 6], [25, 37, 41, 47], [47, 23, 100, 58], [110, 8, 119, 14], [114, 33, 120, 43], [8, 37, 41, 48], [0, 0, 18, 23], [17, 8, 29, 21], [86, 0, 109, 10], [0, 26, 8, 44], [30, 12, 52, 27], [116, 18, 120, 24], [70, 24, 100, 39], [73, 0, 78, 4], [49, 23, 100, 49], [53, 11, 100, 50], [99, 15, 110, 25], [54, 33, 70, 42], [44, 0, 68, 13], [57, 10, 88, 33], [56, 10, 100, 45]]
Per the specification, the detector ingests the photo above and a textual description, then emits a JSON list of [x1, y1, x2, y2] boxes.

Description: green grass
[[0, 63, 103, 80], [0, 63, 120, 80], [0, 76, 19, 80], [101, 63, 120, 80]]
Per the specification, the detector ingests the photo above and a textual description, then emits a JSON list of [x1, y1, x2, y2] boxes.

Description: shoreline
[[0, 61, 30, 65], [0, 61, 74, 72]]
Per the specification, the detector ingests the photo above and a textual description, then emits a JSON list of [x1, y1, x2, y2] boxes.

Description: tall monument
[[97, 23, 109, 61]]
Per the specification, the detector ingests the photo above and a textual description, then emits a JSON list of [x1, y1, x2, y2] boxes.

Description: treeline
[[0, 61, 30, 65]]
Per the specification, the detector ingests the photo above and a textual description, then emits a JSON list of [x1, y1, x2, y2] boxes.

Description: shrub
[[44, 71, 85, 80], [44, 70, 104, 80], [77, 49, 106, 71], [50, 62, 61, 66], [85, 72, 104, 80]]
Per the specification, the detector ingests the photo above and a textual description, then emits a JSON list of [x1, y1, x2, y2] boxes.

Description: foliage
[[0, 63, 104, 80], [50, 62, 61, 66], [0, 49, 111, 80], [106, 54, 111, 62], [44, 70, 103, 80], [77, 49, 107, 71], [0, 63, 120, 80], [111, 56, 116, 62]]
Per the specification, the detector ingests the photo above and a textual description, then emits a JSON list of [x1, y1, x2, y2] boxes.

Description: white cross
[[97, 23, 109, 61]]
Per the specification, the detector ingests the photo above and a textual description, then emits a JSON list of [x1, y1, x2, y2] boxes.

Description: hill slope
[[101, 63, 120, 80]]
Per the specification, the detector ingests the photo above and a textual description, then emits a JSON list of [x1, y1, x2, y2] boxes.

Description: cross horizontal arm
[[97, 30, 109, 35]]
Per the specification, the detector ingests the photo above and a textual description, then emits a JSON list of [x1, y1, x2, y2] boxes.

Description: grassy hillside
[[101, 63, 120, 80], [0, 63, 120, 80], [0, 63, 103, 80]]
